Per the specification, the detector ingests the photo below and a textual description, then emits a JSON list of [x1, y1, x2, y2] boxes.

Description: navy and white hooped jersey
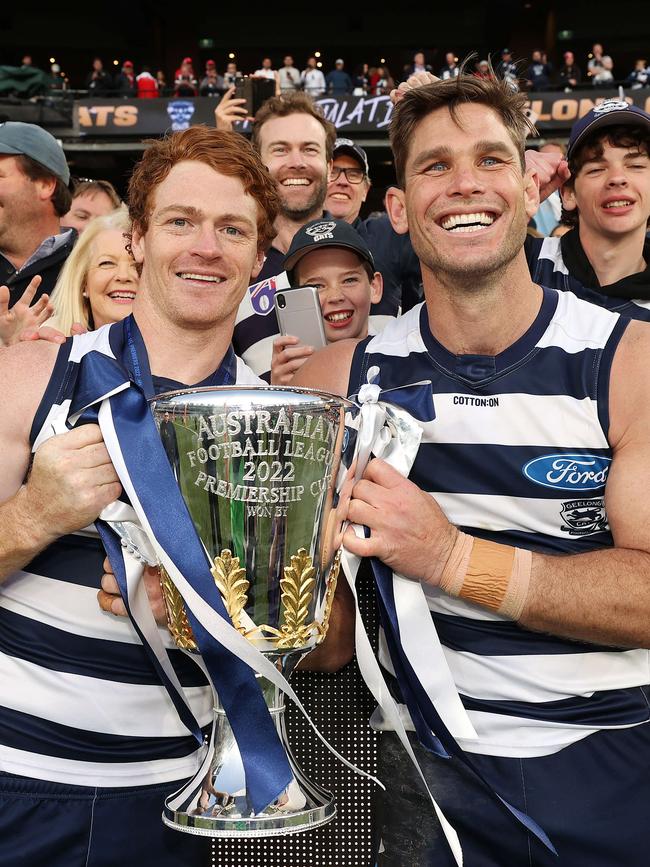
[[0, 323, 262, 788], [348, 287, 650, 759], [525, 235, 650, 322]]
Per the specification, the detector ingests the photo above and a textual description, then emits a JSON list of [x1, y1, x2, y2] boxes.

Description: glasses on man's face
[[330, 166, 366, 184]]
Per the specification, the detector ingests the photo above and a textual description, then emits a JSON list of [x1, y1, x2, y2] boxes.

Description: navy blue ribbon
[[67, 318, 293, 813]]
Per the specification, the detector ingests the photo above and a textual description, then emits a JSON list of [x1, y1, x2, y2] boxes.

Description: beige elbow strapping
[[439, 532, 532, 621]]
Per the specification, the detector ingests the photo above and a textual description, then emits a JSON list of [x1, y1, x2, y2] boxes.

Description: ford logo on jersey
[[523, 453, 611, 491]]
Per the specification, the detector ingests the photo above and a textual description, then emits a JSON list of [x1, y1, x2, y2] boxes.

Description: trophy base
[[163, 676, 337, 837], [162, 797, 336, 838]]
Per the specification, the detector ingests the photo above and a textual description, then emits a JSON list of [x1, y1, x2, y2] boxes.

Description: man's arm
[[293, 340, 359, 670], [343, 320, 650, 649], [291, 339, 357, 396], [0, 341, 122, 582], [521, 319, 650, 646]]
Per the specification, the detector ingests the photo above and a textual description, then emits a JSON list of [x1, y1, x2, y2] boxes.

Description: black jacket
[[2, 230, 77, 308]]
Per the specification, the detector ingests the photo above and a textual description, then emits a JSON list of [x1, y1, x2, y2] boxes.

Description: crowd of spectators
[[5, 45, 650, 101]]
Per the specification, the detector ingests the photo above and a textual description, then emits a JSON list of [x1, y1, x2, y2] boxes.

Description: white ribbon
[[340, 369, 484, 865]]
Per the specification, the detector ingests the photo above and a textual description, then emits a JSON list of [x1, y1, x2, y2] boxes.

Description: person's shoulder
[[0, 340, 61, 436], [0, 339, 60, 383], [608, 318, 650, 444], [613, 318, 650, 365], [291, 339, 359, 397]]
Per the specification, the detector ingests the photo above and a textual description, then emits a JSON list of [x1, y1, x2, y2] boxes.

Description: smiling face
[[325, 154, 369, 222], [294, 246, 382, 342], [563, 137, 650, 240], [258, 113, 329, 222], [0, 155, 56, 247], [387, 103, 538, 287], [85, 228, 138, 328], [131, 160, 264, 331], [63, 190, 116, 234]]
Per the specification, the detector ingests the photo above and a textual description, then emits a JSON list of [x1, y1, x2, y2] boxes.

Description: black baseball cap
[[283, 218, 375, 282], [0, 121, 70, 185], [333, 138, 369, 175], [567, 100, 650, 161]]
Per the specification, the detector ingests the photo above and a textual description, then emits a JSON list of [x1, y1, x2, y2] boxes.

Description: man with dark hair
[[62, 178, 121, 234], [278, 55, 301, 94], [0, 126, 280, 866], [301, 56, 326, 97], [439, 52, 459, 80], [0, 121, 74, 307], [294, 74, 650, 865], [526, 101, 650, 321], [85, 57, 112, 94], [216, 92, 422, 378]]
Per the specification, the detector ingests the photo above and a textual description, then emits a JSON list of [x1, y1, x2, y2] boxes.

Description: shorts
[[0, 773, 210, 867], [373, 722, 650, 866]]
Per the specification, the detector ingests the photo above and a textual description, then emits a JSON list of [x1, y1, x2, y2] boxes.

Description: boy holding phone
[[271, 219, 383, 385]]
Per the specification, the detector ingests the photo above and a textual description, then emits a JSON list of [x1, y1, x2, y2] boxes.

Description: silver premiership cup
[[151, 386, 350, 837]]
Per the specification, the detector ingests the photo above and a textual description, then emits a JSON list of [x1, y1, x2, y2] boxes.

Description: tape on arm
[[439, 532, 532, 621]]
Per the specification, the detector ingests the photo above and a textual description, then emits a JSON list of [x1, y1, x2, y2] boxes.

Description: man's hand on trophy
[[342, 458, 458, 587], [98, 555, 168, 624], [214, 86, 251, 131], [25, 425, 122, 541]]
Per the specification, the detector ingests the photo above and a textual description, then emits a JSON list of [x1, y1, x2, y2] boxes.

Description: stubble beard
[[412, 208, 528, 292], [278, 173, 328, 223]]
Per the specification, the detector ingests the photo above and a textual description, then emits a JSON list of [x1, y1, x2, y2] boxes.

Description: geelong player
[[0, 128, 277, 867], [295, 76, 650, 865]]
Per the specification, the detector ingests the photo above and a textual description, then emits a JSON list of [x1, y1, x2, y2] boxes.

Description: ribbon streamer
[[59, 320, 380, 818], [344, 368, 557, 860]]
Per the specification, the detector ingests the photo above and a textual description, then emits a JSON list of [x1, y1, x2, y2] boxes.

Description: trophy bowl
[[151, 386, 351, 837]]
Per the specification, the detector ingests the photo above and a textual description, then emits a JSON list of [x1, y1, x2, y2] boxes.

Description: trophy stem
[[162, 673, 336, 837]]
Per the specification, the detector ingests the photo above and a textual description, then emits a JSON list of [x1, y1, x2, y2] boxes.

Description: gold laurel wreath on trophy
[[160, 548, 340, 652]]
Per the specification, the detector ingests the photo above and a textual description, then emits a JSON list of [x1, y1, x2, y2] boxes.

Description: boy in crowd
[[526, 100, 650, 320], [271, 219, 382, 384]]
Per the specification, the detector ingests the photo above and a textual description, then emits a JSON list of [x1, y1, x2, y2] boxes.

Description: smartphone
[[274, 286, 327, 349], [234, 77, 276, 117]]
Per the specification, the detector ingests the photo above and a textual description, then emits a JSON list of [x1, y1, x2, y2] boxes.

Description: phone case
[[274, 286, 327, 349]]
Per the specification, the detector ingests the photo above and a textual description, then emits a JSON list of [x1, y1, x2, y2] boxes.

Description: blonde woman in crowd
[[46, 206, 138, 336]]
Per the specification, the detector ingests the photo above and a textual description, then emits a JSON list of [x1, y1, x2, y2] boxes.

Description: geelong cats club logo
[[560, 499, 608, 536]]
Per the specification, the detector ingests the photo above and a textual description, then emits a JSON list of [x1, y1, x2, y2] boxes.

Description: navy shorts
[[374, 723, 650, 866], [0, 773, 210, 867]]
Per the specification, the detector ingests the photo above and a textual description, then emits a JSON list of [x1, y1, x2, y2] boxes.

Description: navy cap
[[333, 137, 369, 175], [567, 99, 650, 161], [0, 121, 70, 184], [283, 218, 375, 281]]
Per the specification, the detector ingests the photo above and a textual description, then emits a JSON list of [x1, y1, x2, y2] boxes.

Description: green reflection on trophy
[[151, 386, 350, 837]]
